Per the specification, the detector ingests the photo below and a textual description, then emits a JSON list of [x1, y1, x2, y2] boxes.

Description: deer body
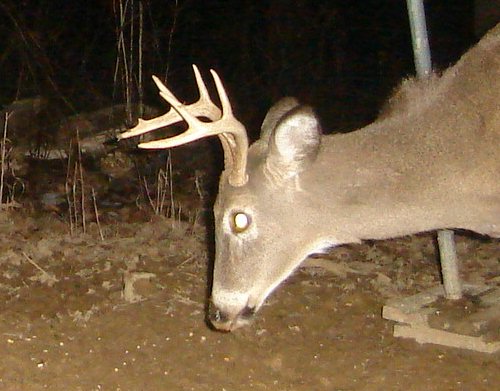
[[120, 24, 499, 331]]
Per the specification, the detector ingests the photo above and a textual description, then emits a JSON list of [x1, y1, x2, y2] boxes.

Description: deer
[[119, 23, 499, 332]]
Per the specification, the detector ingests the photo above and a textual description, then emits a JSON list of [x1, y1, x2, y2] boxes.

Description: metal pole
[[406, 0, 432, 78], [406, 0, 462, 300], [437, 230, 462, 299]]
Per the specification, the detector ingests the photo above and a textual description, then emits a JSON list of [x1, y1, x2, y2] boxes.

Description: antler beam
[[119, 65, 249, 187]]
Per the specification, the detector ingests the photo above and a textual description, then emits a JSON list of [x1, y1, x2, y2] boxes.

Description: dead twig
[[91, 187, 104, 241], [0, 112, 9, 206], [77, 130, 86, 233], [65, 131, 88, 235], [21, 252, 59, 285], [65, 140, 75, 235]]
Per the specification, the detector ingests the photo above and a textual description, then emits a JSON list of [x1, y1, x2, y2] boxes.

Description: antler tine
[[118, 65, 221, 141], [117, 78, 183, 140], [192, 64, 214, 114], [210, 69, 234, 117]]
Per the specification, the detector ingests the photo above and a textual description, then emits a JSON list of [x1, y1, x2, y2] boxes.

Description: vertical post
[[406, 0, 432, 78], [406, 0, 462, 299], [437, 230, 462, 299]]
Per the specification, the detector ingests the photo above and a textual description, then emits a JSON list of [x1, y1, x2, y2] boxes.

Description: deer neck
[[300, 117, 453, 242]]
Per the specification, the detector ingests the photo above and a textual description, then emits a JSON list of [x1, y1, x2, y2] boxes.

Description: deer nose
[[208, 302, 256, 332]]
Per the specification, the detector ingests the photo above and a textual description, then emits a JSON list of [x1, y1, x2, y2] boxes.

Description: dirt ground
[[0, 143, 498, 391]]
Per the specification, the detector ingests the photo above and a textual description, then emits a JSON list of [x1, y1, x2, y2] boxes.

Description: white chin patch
[[212, 289, 249, 310]]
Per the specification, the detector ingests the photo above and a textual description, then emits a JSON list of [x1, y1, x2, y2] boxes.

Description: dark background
[[0, 0, 497, 138]]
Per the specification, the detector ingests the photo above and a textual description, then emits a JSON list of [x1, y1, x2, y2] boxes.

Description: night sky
[[0, 0, 495, 137]]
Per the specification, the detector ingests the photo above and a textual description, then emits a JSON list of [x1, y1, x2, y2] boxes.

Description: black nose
[[208, 304, 230, 325], [208, 303, 256, 332]]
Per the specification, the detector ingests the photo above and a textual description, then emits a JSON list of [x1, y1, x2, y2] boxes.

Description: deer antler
[[119, 65, 249, 187]]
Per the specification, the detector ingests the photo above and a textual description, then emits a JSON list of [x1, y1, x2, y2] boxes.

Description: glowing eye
[[232, 212, 250, 233]]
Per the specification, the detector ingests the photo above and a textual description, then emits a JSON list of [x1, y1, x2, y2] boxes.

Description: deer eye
[[231, 212, 251, 233]]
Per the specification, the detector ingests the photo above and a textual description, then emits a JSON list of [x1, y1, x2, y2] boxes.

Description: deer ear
[[265, 106, 321, 181], [260, 97, 300, 144]]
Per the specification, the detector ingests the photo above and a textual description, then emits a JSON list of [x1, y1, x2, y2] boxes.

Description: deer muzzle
[[208, 298, 256, 332]]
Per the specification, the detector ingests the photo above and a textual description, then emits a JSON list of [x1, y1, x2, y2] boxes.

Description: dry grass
[[64, 131, 103, 238], [0, 112, 22, 210]]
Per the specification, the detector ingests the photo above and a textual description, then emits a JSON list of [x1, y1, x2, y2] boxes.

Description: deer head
[[120, 24, 499, 331]]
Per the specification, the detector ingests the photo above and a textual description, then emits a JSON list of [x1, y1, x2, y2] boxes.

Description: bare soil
[[0, 144, 498, 391]]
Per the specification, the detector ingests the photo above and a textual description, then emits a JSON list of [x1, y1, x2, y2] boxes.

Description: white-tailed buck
[[120, 24, 499, 331]]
